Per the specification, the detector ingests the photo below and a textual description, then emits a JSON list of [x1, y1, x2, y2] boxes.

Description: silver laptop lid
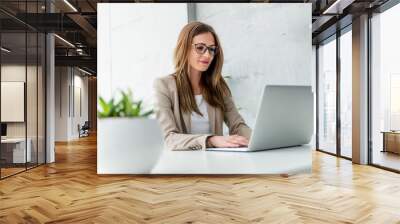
[[249, 85, 314, 151]]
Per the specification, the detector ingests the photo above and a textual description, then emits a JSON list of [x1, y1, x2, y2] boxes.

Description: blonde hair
[[173, 21, 230, 115]]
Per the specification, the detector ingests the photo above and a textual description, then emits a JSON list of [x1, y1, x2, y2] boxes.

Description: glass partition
[[0, 1, 46, 179], [1, 31, 28, 177]]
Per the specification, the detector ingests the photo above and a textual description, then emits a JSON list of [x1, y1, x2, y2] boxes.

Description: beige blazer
[[153, 75, 252, 151]]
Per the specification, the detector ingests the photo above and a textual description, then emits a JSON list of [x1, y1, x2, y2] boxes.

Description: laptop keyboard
[[206, 147, 249, 152]]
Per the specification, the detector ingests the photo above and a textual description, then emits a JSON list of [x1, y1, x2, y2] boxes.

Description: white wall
[[55, 67, 68, 141], [72, 73, 89, 138], [1, 82, 25, 122], [55, 67, 89, 141], [311, 45, 316, 148], [195, 3, 312, 128], [97, 3, 188, 109], [1, 66, 26, 125]]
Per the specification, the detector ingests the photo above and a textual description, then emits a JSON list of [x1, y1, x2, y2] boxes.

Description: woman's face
[[188, 32, 217, 73]]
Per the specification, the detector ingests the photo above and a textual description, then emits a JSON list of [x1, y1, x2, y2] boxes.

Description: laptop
[[206, 85, 314, 152]]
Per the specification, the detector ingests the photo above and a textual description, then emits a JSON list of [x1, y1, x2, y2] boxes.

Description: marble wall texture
[[98, 3, 313, 136], [97, 3, 188, 108], [195, 3, 313, 129]]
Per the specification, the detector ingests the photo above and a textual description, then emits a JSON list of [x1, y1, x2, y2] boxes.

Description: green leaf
[[98, 97, 110, 117], [98, 88, 154, 118], [141, 109, 154, 117], [108, 99, 117, 117], [133, 100, 142, 117]]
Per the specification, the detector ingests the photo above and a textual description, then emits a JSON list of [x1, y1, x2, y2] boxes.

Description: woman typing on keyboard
[[153, 21, 251, 151]]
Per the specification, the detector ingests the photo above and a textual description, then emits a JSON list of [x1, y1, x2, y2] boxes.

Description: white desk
[[151, 145, 312, 174], [1, 138, 32, 163]]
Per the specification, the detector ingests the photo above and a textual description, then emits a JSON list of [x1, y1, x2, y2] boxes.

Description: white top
[[190, 95, 211, 134], [151, 145, 312, 174]]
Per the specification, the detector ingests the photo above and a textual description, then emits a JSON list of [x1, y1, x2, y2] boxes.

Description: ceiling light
[[322, 0, 354, 15], [323, 0, 341, 14], [54, 34, 75, 48], [1, 47, 11, 53], [63, 0, 78, 12], [78, 67, 93, 76]]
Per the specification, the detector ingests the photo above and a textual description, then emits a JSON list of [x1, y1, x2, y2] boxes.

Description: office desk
[[151, 145, 312, 174], [381, 131, 400, 154], [1, 138, 32, 163]]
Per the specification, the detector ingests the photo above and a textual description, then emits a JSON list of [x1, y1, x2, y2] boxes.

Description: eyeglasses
[[192, 43, 218, 56]]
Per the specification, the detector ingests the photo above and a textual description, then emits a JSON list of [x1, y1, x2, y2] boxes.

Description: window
[[318, 36, 337, 155], [340, 28, 352, 158], [371, 2, 400, 171], [390, 74, 400, 130]]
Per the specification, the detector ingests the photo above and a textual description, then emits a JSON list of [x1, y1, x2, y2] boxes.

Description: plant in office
[[98, 89, 153, 118], [97, 88, 163, 174]]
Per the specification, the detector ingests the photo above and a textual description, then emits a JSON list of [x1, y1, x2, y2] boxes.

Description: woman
[[153, 21, 251, 150]]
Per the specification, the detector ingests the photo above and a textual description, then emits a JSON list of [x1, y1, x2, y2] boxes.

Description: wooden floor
[[0, 167, 26, 178], [1, 135, 400, 223], [373, 150, 400, 171], [1, 163, 45, 178]]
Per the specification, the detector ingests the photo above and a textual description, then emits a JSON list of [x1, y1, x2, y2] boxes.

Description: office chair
[[79, 121, 90, 138]]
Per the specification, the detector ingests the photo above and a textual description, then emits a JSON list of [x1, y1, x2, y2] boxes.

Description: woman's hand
[[207, 135, 249, 148]]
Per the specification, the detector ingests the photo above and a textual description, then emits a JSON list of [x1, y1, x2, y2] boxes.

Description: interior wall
[[72, 72, 89, 138], [88, 77, 97, 132], [55, 66, 89, 141], [55, 66, 69, 141], [312, 45, 317, 148], [194, 3, 313, 129], [97, 3, 188, 108]]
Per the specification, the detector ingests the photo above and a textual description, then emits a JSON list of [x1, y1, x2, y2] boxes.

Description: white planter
[[97, 117, 164, 174]]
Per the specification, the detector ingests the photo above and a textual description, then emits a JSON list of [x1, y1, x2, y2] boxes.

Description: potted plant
[[97, 89, 164, 174]]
